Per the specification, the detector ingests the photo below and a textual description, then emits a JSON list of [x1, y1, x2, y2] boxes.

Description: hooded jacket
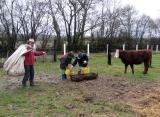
[[73, 53, 88, 67], [24, 46, 44, 65]]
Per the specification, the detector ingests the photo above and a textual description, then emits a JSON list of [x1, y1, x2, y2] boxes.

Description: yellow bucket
[[81, 67, 90, 74], [65, 69, 71, 78], [65, 64, 74, 78]]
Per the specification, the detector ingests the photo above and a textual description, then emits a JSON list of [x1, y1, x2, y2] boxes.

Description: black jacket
[[73, 53, 88, 67], [60, 55, 72, 70]]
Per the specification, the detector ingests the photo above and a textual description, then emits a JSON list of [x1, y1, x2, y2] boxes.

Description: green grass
[[0, 68, 5, 79], [0, 83, 139, 117], [34, 53, 160, 80], [90, 53, 160, 80], [0, 53, 160, 116]]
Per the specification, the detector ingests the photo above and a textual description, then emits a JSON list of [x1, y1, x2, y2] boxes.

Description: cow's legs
[[149, 59, 152, 68], [124, 64, 128, 73], [130, 64, 134, 74], [143, 62, 149, 74]]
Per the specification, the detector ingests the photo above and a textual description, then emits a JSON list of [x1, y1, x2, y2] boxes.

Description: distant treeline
[[1, 0, 160, 60]]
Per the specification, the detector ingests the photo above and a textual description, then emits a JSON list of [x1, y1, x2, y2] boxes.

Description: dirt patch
[[59, 76, 160, 116], [1, 73, 58, 90], [1, 74, 160, 116]]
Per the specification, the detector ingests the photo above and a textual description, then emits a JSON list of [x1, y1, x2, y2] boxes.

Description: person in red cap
[[22, 38, 46, 87]]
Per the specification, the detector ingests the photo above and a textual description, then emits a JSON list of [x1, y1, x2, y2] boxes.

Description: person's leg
[[29, 65, 35, 86], [61, 69, 68, 80], [78, 66, 82, 74], [22, 65, 30, 87]]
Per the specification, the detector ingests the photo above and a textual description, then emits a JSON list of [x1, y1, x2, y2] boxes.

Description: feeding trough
[[70, 72, 98, 82]]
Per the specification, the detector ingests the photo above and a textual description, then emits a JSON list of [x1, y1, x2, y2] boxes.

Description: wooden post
[[156, 45, 159, 53], [106, 44, 108, 55], [123, 44, 125, 51], [87, 43, 90, 56], [107, 44, 111, 65], [136, 44, 138, 51], [63, 43, 66, 55], [147, 44, 149, 50]]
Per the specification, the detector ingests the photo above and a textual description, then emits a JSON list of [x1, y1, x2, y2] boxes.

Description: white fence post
[[87, 43, 90, 56], [63, 43, 66, 55], [147, 44, 149, 50], [106, 44, 108, 55], [123, 44, 125, 51], [136, 44, 138, 51], [156, 45, 159, 53], [151, 45, 153, 51]]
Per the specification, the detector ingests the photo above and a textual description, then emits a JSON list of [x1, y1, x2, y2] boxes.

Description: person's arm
[[23, 45, 32, 56], [23, 51, 30, 56], [72, 57, 78, 67], [82, 54, 88, 67], [84, 54, 89, 61], [63, 57, 69, 69], [34, 51, 46, 56]]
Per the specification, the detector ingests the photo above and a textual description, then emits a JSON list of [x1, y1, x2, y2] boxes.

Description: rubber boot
[[30, 80, 35, 86], [61, 74, 69, 80], [22, 81, 27, 87]]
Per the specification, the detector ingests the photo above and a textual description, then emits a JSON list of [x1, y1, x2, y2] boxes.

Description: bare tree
[[119, 5, 137, 49], [77, 0, 95, 39], [40, 15, 52, 49], [55, 0, 100, 50], [56, 0, 74, 46], [0, 0, 21, 53], [155, 19, 160, 37], [16, 1, 29, 42], [48, 0, 61, 62], [104, 0, 121, 40], [16, 0, 47, 42], [147, 18, 158, 39], [134, 15, 151, 48]]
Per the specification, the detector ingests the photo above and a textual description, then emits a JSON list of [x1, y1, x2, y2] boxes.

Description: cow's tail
[[149, 51, 152, 68]]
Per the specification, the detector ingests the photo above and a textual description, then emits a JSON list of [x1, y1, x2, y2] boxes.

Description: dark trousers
[[22, 65, 34, 83]]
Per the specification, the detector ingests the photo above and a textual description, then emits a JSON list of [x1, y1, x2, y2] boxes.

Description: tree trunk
[[53, 39, 57, 62]]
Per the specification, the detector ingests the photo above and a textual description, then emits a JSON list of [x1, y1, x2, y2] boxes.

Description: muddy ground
[[1, 74, 160, 117]]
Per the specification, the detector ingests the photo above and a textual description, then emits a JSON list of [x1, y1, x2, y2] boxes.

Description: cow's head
[[115, 49, 119, 58]]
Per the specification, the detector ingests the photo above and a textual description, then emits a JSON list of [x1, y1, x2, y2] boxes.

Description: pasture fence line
[[112, 44, 159, 53], [60, 43, 160, 55], [58, 43, 160, 56], [1, 43, 160, 59]]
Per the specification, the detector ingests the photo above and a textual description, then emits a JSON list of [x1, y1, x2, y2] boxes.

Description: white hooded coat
[[3, 44, 31, 76]]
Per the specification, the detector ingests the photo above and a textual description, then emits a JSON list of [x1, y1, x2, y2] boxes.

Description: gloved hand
[[75, 56, 79, 60], [69, 64, 74, 74], [68, 64, 73, 70], [83, 61, 87, 64], [82, 61, 88, 67]]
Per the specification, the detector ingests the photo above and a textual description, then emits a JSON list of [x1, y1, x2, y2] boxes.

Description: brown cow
[[115, 49, 152, 74]]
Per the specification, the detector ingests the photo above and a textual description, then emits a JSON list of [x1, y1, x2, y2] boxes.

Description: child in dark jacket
[[72, 52, 89, 74], [60, 52, 74, 80]]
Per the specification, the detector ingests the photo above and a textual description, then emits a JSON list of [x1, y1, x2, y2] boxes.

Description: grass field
[[0, 53, 160, 117], [34, 53, 160, 80]]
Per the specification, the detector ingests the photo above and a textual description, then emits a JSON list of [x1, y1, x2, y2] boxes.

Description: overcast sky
[[121, 0, 160, 19]]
